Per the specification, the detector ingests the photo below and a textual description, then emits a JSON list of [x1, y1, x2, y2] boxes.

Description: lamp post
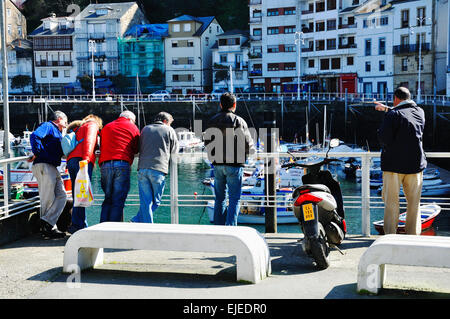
[[295, 31, 304, 100], [410, 16, 431, 103], [88, 39, 96, 101]]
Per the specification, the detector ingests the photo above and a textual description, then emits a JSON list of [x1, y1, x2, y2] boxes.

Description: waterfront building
[[211, 30, 250, 92], [354, 0, 394, 95], [6, 38, 33, 93], [29, 14, 77, 95], [118, 24, 168, 93], [74, 2, 148, 89], [164, 15, 223, 94], [249, 0, 359, 93], [0, 0, 29, 93], [390, 0, 442, 96]]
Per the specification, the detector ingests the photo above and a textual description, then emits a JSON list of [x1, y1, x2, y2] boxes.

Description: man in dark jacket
[[204, 92, 255, 225], [30, 111, 68, 238], [375, 87, 427, 235]]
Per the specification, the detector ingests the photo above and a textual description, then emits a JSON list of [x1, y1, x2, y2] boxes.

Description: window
[[268, 63, 279, 71], [285, 45, 295, 52], [173, 74, 179, 82], [320, 58, 329, 70], [365, 61, 371, 72], [188, 41, 194, 47], [173, 24, 180, 32], [316, 40, 325, 51], [401, 58, 408, 71], [267, 45, 279, 53], [379, 38, 386, 55], [64, 70, 70, 77], [41, 70, 47, 78], [416, 56, 424, 71], [331, 58, 340, 69], [171, 41, 178, 48], [316, 1, 325, 12], [284, 7, 296, 15], [316, 21, 325, 32], [401, 34, 409, 46], [184, 23, 191, 32], [253, 28, 262, 36], [308, 59, 315, 68], [17, 26, 22, 37], [267, 9, 279, 16], [365, 39, 371, 56], [417, 7, 426, 26], [380, 16, 389, 26], [284, 26, 295, 34], [7, 24, 11, 35], [327, 0, 336, 10], [401, 9, 409, 28], [188, 57, 194, 65], [379, 60, 385, 71], [52, 70, 59, 78], [172, 58, 178, 65], [6, 8, 10, 17], [205, 37, 209, 46], [284, 63, 296, 70], [327, 38, 336, 50], [220, 54, 227, 63], [363, 19, 368, 28], [267, 27, 279, 35], [347, 56, 354, 65], [327, 19, 336, 30]]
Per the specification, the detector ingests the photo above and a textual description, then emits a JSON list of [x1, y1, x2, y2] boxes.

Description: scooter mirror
[[329, 138, 340, 148]]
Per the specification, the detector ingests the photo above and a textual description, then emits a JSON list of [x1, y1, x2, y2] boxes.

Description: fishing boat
[[177, 131, 204, 153], [373, 204, 441, 235]]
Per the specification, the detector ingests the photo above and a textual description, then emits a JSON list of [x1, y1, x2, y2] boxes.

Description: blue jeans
[[131, 168, 166, 223], [100, 160, 131, 223], [213, 165, 243, 226], [67, 157, 93, 232]]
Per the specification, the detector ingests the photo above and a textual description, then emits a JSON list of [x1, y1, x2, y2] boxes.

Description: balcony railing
[[338, 43, 357, 49], [338, 23, 357, 29], [393, 43, 431, 54], [35, 60, 73, 67], [250, 16, 262, 23]]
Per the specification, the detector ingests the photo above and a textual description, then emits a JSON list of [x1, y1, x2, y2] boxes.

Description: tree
[[77, 75, 92, 94], [11, 75, 32, 93], [110, 74, 131, 94], [214, 69, 229, 83]]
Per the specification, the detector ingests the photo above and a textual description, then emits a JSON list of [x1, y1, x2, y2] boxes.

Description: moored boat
[[373, 204, 441, 235]]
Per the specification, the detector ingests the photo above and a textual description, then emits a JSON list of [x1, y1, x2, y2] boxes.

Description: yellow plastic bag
[[74, 160, 94, 207]]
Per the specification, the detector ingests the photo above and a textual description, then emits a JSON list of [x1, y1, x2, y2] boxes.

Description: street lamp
[[410, 16, 431, 103], [88, 39, 96, 101], [295, 31, 304, 100]]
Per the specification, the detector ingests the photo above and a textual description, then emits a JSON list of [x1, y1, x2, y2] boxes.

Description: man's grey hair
[[120, 110, 136, 123], [50, 110, 67, 122], [394, 86, 411, 101], [154, 112, 173, 123]]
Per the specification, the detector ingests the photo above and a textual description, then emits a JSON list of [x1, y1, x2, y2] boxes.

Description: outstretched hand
[[374, 101, 388, 112]]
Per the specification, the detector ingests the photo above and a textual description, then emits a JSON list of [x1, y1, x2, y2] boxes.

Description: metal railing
[[2, 92, 450, 105]]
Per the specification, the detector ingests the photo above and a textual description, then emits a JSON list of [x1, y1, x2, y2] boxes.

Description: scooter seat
[[293, 184, 331, 199]]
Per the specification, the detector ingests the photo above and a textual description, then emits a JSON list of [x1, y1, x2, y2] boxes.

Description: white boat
[[177, 131, 204, 153], [206, 187, 298, 224]]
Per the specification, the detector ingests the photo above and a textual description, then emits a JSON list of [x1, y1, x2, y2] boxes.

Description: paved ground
[[1, 232, 450, 303]]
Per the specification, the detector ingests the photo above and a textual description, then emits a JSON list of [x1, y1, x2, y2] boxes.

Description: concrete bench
[[357, 234, 450, 294], [63, 222, 271, 284]]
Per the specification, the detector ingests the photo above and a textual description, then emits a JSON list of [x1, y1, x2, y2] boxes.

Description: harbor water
[[84, 156, 450, 236]]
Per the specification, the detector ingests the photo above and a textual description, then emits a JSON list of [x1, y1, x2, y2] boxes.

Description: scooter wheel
[[310, 224, 330, 270]]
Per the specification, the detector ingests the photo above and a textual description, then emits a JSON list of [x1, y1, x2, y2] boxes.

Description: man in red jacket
[[99, 111, 140, 222]]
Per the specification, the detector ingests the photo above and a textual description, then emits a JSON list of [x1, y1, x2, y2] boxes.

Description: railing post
[[170, 154, 179, 224], [361, 153, 371, 236]]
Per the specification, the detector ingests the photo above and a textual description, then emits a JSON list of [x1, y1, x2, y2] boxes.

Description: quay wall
[[2, 100, 449, 155]]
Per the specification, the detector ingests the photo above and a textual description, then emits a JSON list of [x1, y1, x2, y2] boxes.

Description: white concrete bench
[[357, 234, 450, 294], [63, 222, 271, 284]]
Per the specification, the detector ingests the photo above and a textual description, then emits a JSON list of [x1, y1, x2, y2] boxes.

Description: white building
[[30, 15, 77, 95], [211, 30, 250, 92], [6, 39, 33, 93], [74, 2, 148, 81], [354, 0, 394, 95], [164, 15, 223, 94]]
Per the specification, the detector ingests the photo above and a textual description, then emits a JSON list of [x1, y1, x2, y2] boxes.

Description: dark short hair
[[220, 92, 237, 110], [154, 111, 173, 123], [394, 87, 411, 101]]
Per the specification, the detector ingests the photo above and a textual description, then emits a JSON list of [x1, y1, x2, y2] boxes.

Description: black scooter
[[281, 139, 347, 269]]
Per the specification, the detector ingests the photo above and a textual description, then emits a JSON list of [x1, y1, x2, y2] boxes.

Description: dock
[[1, 231, 449, 302]]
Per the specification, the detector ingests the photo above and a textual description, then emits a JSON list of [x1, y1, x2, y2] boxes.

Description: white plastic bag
[[74, 160, 94, 207]]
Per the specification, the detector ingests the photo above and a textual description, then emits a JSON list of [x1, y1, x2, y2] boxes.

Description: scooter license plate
[[302, 203, 315, 221]]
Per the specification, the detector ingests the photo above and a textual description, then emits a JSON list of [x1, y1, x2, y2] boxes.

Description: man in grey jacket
[[131, 112, 178, 223]]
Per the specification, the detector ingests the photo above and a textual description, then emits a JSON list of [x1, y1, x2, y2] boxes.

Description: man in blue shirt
[[30, 111, 68, 238]]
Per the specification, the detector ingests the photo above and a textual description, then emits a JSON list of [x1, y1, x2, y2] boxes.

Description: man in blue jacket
[[375, 87, 427, 235], [30, 111, 68, 238]]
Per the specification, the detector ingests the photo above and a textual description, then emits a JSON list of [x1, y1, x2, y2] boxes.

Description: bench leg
[[78, 247, 104, 271], [357, 263, 386, 294]]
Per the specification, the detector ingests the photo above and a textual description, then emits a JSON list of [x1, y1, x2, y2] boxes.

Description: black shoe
[[40, 220, 66, 239]]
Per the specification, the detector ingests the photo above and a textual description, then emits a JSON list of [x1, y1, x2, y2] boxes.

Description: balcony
[[248, 52, 262, 59], [35, 60, 73, 67], [393, 43, 431, 54], [250, 35, 262, 41], [338, 23, 357, 29], [249, 69, 262, 77], [250, 16, 262, 23], [338, 43, 357, 49]]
